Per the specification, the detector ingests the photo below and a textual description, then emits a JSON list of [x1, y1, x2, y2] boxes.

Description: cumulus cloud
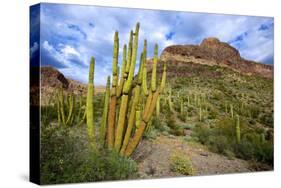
[[38, 3, 274, 85]]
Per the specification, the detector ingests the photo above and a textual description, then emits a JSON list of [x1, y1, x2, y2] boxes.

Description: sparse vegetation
[[170, 154, 194, 175], [39, 22, 273, 184]]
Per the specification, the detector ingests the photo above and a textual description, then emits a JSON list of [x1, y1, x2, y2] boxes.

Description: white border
[[0, 0, 279, 187]]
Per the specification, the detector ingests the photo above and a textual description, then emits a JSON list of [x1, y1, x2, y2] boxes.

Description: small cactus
[[236, 114, 241, 144]]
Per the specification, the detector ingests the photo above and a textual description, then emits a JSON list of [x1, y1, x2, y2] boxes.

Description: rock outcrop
[[160, 38, 273, 79]]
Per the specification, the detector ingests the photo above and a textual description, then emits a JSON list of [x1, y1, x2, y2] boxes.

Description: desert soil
[[133, 134, 253, 179]]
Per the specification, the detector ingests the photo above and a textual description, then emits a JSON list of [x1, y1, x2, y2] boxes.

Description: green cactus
[[100, 76, 111, 147], [230, 104, 234, 118], [156, 96, 160, 118], [114, 23, 140, 152], [55, 89, 77, 127], [199, 106, 202, 122], [86, 57, 95, 147], [90, 23, 167, 156], [142, 40, 149, 96], [124, 43, 166, 157], [117, 45, 127, 98], [180, 99, 184, 116], [236, 114, 241, 144], [151, 44, 158, 92], [107, 31, 119, 149]]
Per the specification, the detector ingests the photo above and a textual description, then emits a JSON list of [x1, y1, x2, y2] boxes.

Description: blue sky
[[30, 3, 274, 85]]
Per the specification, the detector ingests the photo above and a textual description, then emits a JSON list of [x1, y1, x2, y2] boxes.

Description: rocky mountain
[[159, 38, 273, 79], [40, 66, 105, 105]]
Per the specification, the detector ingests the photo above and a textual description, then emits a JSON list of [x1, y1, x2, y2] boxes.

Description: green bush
[[170, 154, 194, 175], [167, 116, 184, 136], [40, 126, 138, 184], [191, 117, 273, 166]]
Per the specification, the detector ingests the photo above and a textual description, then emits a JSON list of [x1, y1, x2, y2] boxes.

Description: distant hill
[[39, 66, 105, 105], [159, 37, 273, 79]]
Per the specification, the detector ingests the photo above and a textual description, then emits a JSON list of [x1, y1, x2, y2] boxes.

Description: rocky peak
[[160, 37, 273, 79]]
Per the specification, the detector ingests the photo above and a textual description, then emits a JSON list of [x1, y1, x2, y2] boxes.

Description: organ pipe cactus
[[100, 76, 110, 146], [124, 44, 166, 157], [100, 22, 166, 156], [107, 31, 119, 149], [86, 57, 95, 147], [55, 89, 75, 126], [114, 23, 140, 151]]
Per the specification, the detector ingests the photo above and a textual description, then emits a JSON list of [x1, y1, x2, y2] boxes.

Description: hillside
[[39, 37, 273, 184]]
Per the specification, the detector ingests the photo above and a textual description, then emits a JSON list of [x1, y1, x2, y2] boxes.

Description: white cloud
[[39, 3, 273, 85], [30, 42, 38, 57]]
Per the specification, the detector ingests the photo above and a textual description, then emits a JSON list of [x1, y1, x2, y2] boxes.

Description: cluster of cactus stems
[[84, 23, 166, 157], [55, 89, 86, 126]]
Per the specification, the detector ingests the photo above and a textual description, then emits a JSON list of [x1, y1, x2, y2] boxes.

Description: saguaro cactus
[[236, 114, 241, 144], [86, 57, 95, 146]]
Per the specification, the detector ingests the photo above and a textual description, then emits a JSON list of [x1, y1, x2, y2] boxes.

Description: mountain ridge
[[160, 37, 273, 79]]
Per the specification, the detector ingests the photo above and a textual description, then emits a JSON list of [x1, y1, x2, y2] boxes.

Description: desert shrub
[[234, 133, 273, 164], [207, 135, 232, 154], [41, 105, 57, 126], [167, 116, 184, 136], [192, 124, 211, 145], [178, 112, 187, 122], [170, 154, 194, 175], [191, 117, 273, 165], [143, 126, 158, 140], [40, 126, 138, 184]]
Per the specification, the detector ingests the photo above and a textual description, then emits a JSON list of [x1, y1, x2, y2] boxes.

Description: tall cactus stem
[[86, 57, 95, 147], [100, 76, 110, 146]]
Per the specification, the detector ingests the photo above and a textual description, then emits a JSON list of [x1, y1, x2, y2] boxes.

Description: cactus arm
[[114, 95, 129, 151], [156, 97, 160, 118], [151, 44, 158, 92], [59, 89, 66, 126], [107, 31, 119, 149], [124, 90, 159, 156], [86, 57, 95, 146], [125, 30, 133, 79], [114, 23, 140, 151], [56, 92, 61, 125], [66, 94, 74, 125], [160, 63, 167, 93], [100, 76, 111, 146], [120, 54, 143, 155], [123, 23, 140, 94], [117, 44, 127, 98]]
